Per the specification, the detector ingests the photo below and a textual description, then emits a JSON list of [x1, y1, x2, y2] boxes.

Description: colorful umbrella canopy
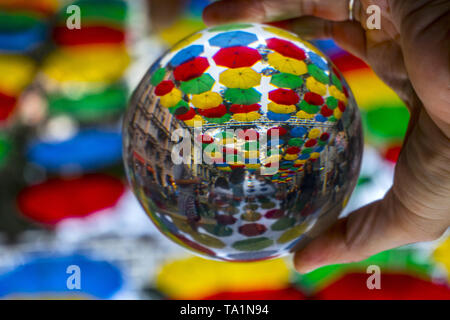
[[213, 46, 261, 68], [173, 56, 209, 81], [266, 37, 306, 60], [270, 72, 304, 89], [209, 31, 258, 48], [267, 52, 307, 75], [169, 44, 204, 67], [219, 67, 261, 89], [180, 73, 215, 94], [224, 88, 261, 105]]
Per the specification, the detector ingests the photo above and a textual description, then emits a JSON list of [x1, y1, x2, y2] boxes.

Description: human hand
[[203, 0, 450, 273]]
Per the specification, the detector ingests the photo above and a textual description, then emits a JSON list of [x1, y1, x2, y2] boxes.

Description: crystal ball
[[123, 23, 363, 261]]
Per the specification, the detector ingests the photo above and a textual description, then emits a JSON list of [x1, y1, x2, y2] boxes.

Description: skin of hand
[[203, 0, 450, 273]]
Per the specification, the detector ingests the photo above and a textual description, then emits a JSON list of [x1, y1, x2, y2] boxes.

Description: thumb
[[293, 189, 435, 274]]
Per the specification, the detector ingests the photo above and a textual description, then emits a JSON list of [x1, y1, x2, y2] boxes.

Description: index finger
[[203, 0, 353, 26]]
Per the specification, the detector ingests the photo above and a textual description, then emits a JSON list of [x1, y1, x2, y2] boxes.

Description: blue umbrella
[[169, 44, 204, 67], [209, 31, 258, 48], [308, 51, 328, 70], [27, 128, 123, 173], [267, 111, 291, 121], [0, 254, 124, 299]]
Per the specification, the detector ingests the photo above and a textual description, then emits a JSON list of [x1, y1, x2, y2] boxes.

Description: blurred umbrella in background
[[0, 254, 124, 299]]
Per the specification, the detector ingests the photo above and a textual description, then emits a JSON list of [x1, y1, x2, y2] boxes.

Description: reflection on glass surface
[[123, 24, 363, 261]]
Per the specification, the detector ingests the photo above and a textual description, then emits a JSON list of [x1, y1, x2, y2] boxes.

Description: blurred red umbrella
[[17, 174, 125, 226], [173, 57, 209, 81], [266, 38, 306, 61], [269, 89, 300, 105], [175, 107, 196, 121], [213, 46, 261, 68], [304, 92, 324, 105], [202, 286, 306, 300], [316, 273, 450, 300]]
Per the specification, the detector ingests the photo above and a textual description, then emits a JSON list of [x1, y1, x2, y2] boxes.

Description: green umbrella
[[288, 138, 304, 147], [150, 67, 166, 86], [298, 100, 319, 114], [48, 84, 128, 121], [224, 88, 261, 105], [0, 135, 12, 168], [326, 96, 339, 109], [331, 73, 343, 91], [308, 64, 329, 84], [244, 141, 259, 151], [205, 113, 231, 124], [270, 72, 304, 89], [180, 73, 215, 94]]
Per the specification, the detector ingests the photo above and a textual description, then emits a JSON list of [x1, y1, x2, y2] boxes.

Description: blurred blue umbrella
[[209, 31, 258, 48], [0, 254, 124, 299]]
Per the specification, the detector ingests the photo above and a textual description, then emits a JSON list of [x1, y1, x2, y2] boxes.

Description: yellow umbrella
[[284, 153, 298, 161], [268, 102, 296, 114], [219, 67, 261, 89], [184, 114, 205, 127], [306, 76, 327, 96], [0, 55, 35, 95], [267, 52, 307, 76], [191, 91, 222, 109], [245, 163, 261, 170], [295, 159, 307, 165], [244, 150, 260, 158], [295, 110, 315, 119], [334, 107, 343, 119], [232, 111, 261, 122], [308, 128, 322, 139], [310, 152, 320, 159], [329, 85, 348, 103], [160, 88, 182, 108]]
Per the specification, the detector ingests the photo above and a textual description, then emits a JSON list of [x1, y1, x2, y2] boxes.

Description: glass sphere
[[123, 23, 363, 262]]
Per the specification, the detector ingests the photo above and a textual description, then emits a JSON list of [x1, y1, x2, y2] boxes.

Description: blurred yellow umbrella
[[191, 91, 222, 109], [267, 52, 307, 76], [219, 67, 261, 89]]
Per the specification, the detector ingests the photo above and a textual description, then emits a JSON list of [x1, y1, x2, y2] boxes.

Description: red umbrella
[[321, 105, 333, 117], [338, 100, 346, 112], [196, 134, 214, 144], [286, 146, 301, 154], [53, 26, 125, 46], [267, 126, 288, 137], [269, 89, 300, 105], [237, 129, 259, 140], [304, 92, 324, 105], [0, 91, 17, 122], [17, 174, 125, 226], [316, 273, 450, 300], [305, 139, 317, 147], [229, 104, 261, 114], [266, 37, 306, 61], [198, 104, 227, 118], [175, 107, 196, 121], [213, 46, 261, 68], [173, 57, 209, 81], [238, 223, 267, 236], [154, 80, 174, 96]]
